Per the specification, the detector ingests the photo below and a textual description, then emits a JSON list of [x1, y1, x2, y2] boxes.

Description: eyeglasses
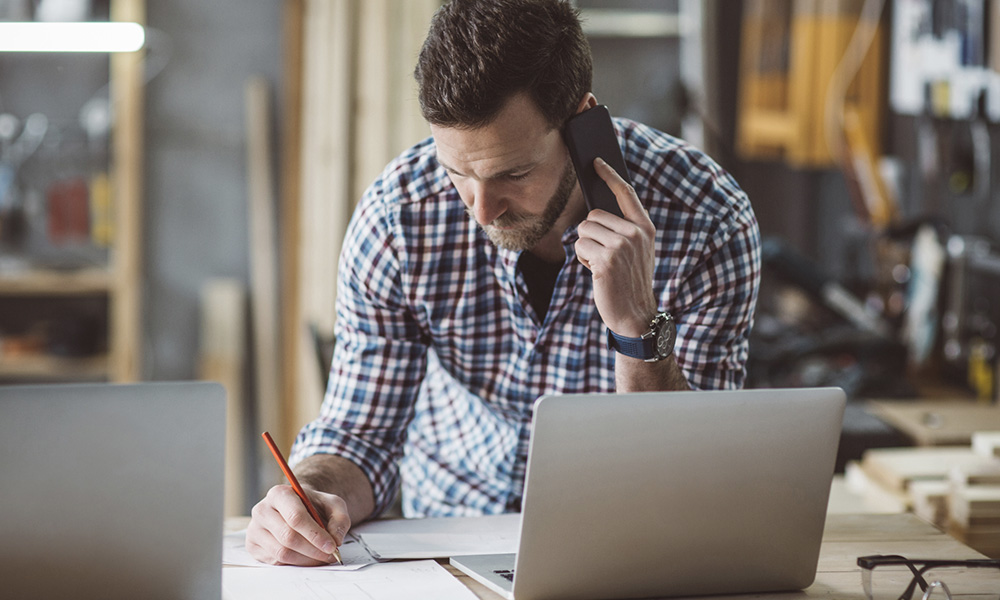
[[858, 554, 1000, 600]]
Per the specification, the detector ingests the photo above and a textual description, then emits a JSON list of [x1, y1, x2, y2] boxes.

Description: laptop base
[[450, 554, 516, 599]]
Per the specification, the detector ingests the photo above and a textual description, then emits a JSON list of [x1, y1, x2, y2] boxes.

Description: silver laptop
[[0, 382, 226, 600], [451, 387, 846, 600]]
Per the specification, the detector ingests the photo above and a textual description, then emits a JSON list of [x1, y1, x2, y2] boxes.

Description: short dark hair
[[414, 0, 592, 130]]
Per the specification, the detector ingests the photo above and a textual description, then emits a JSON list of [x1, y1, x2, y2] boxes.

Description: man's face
[[431, 94, 580, 252]]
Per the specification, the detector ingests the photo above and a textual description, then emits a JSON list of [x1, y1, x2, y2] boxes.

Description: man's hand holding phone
[[574, 157, 658, 338], [564, 104, 658, 336]]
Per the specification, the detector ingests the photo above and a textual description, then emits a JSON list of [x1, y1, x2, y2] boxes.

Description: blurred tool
[[749, 238, 911, 401], [762, 238, 894, 339], [5, 113, 48, 167], [0, 113, 48, 249], [942, 235, 1000, 401]]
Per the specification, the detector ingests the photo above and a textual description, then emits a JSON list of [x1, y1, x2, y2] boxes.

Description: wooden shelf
[[0, 0, 145, 383], [0, 353, 109, 380], [0, 268, 113, 296]]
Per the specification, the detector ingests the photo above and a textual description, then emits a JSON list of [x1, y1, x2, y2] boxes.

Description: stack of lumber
[[947, 434, 1000, 558], [846, 437, 1000, 558]]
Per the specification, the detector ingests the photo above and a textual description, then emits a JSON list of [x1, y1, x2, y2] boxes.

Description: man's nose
[[469, 181, 506, 225]]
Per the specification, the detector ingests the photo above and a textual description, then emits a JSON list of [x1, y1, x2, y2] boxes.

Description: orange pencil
[[261, 431, 342, 564]]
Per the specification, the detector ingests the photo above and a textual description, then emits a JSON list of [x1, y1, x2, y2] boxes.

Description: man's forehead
[[434, 132, 540, 171], [431, 94, 559, 169]]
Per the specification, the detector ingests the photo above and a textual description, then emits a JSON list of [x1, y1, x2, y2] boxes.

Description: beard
[[474, 158, 577, 252]]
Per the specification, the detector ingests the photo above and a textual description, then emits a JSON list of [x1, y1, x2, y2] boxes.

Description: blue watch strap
[[606, 327, 657, 360]]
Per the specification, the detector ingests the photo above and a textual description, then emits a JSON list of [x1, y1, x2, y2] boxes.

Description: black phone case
[[563, 105, 631, 218]]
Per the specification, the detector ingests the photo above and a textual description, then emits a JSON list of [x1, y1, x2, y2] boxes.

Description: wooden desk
[[452, 513, 989, 599], [228, 513, 988, 599]]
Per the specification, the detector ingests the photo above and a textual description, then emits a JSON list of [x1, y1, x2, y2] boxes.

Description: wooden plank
[[0, 354, 109, 379], [861, 446, 995, 492], [844, 459, 910, 512], [0, 268, 112, 295], [867, 400, 1000, 446], [291, 0, 358, 450], [109, 0, 144, 382], [909, 479, 950, 528], [245, 76, 283, 460], [736, 0, 781, 159], [786, 0, 820, 165], [393, 0, 436, 152], [198, 279, 247, 517], [354, 0, 392, 203], [280, 0, 304, 471], [973, 432, 1000, 458]]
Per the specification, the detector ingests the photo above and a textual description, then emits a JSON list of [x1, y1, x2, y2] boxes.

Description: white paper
[[223, 560, 478, 600], [223, 530, 376, 571], [351, 513, 520, 559]]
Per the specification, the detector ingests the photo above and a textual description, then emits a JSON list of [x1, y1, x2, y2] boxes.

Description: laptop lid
[[512, 387, 845, 600], [0, 382, 226, 600]]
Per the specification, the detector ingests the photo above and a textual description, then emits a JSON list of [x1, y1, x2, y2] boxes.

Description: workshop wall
[[143, 0, 281, 380]]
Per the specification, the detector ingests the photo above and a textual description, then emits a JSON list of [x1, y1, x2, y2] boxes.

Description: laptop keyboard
[[494, 569, 514, 582]]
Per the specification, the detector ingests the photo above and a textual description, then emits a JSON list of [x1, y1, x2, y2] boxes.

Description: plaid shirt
[[290, 119, 761, 518]]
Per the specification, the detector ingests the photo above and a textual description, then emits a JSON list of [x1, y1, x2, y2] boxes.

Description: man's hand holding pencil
[[245, 432, 349, 566]]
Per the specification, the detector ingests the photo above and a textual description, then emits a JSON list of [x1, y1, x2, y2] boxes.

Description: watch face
[[655, 332, 670, 354], [654, 315, 675, 357]]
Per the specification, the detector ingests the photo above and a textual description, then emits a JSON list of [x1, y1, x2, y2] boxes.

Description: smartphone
[[563, 105, 631, 218]]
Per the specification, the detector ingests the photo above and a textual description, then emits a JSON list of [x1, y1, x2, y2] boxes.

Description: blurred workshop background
[[3, 0, 1000, 553]]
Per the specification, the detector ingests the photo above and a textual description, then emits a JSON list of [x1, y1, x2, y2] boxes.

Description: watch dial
[[655, 316, 675, 356]]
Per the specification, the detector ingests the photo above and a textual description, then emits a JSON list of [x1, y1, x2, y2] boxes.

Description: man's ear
[[574, 93, 598, 115]]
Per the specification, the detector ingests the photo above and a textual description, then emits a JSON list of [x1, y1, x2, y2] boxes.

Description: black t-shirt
[[518, 251, 562, 322]]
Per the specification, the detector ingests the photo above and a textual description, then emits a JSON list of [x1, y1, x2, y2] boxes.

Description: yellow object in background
[[968, 338, 996, 404], [736, 0, 885, 168], [89, 172, 114, 247]]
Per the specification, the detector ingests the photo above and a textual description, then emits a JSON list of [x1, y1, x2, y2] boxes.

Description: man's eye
[[507, 172, 530, 181]]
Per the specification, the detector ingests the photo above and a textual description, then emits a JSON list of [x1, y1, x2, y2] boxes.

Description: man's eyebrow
[[436, 157, 538, 179], [437, 157, 460, 175]]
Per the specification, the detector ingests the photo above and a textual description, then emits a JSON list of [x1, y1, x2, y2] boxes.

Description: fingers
[[593, 157, 645, 222], [245, 485, 346, 566], [575, 211, 654, 276], [575, 235, 629, 279], [314, 492, 352, 553]]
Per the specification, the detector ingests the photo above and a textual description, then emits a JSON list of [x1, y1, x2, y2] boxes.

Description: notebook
[[451, 387, 846, 600], [0, 381, 226, 600]]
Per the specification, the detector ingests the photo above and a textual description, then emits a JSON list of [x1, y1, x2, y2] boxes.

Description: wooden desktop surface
[[227, 512, 988, 599]]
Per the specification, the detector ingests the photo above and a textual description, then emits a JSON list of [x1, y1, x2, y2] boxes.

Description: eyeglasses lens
[[864, 565, 1000, 600]]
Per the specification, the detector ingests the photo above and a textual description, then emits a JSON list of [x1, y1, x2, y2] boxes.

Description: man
[[247, 0, 760, 566]]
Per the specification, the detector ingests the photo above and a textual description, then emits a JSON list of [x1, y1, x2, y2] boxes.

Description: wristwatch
[[606, 311, 676, 362]]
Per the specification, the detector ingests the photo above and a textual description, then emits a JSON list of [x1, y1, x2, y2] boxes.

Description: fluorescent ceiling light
[[0, 22, 145, 53]]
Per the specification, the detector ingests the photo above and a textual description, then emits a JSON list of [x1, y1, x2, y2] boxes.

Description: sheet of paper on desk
[[223, 560, 478, 600], [351, 513, 519, 559], [223, 530, 376, 570]]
